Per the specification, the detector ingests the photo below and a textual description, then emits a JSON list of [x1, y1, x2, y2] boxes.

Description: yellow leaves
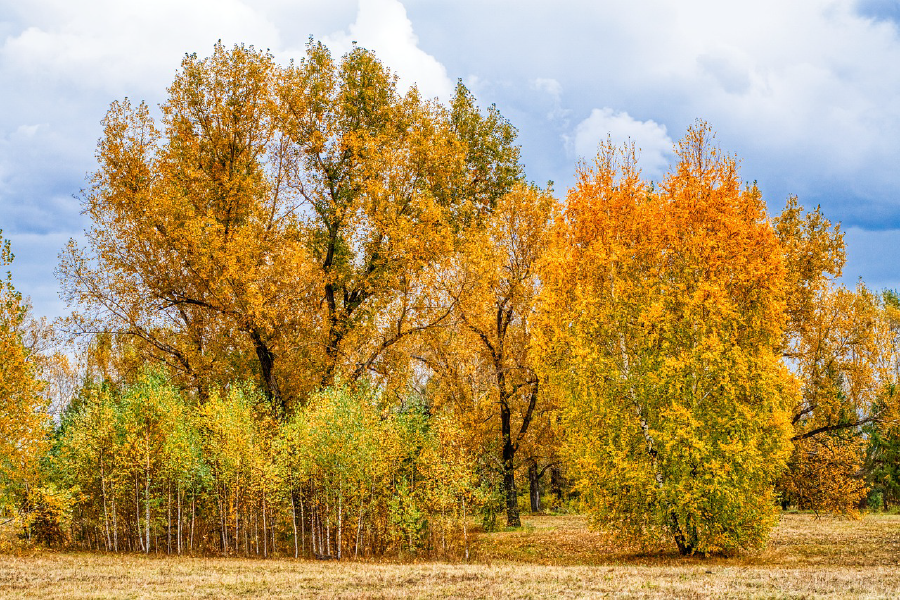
[[0, 233, 50, 505], [781, 435, 868, 516], [537, 122, 794, 554]]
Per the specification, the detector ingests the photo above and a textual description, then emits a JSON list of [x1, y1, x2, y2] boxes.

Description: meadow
[[2, 513, 898, 599]]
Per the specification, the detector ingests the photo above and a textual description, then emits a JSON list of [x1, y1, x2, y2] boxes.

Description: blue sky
[[1, 0, 898, 319]]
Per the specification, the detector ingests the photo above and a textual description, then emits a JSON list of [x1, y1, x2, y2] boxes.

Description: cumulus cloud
[[325, 0, 454, 101], [571, 108, 673, 181], [0, 0, 345, 319], [400, 0, 900, 226], [530, 78, 562, 101]]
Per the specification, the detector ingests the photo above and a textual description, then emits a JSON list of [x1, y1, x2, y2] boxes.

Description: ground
[[1, 513, 899, 598]]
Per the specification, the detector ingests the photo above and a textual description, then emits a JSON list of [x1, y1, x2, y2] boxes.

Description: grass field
[[2, 513, 899, 598]]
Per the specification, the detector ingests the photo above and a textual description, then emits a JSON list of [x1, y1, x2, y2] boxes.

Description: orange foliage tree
[[536, 124, 795, 554], [60, 42, 522, 412], [423, 185, 556, 527], [774, 201, 899, 513]]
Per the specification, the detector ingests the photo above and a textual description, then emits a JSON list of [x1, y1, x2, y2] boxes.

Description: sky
[[1, 0, 899, 320]]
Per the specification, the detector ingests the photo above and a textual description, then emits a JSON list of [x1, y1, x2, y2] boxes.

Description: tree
[[774, 201, 899, 512], [425, 185, 555, 527], [0, 231, 50, 526], [60, 41, 522, 412], [277, 45, 523, 390], [60, 44, 305, 409], [536, 125, 795, 554]]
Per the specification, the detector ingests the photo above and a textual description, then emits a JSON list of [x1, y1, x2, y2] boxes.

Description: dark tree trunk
[[250, 329, 283, 413], [669, 512, 695, 556], [528, 461, 541, 513], [500, 404, 521, 527], [550, 464, 563, 503]]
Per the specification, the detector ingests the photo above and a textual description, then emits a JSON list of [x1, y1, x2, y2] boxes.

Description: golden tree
[[0, 232, 50, 524], [277, 45, 522, 389], [61, 41, 522, 411], [424, 185, 556, 527], [536, 125, 795, 554], [60, 44, 307, 409], [774, 201, 899, 513]]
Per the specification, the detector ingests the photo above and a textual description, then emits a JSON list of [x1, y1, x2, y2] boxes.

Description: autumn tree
[[60, 41, 522, 412], [774, 201, 899, 512], [536, 125, 795, 554], [277, 45, 522, 389], [0, 231, 50, 526], [59, 44, 307, 409], [423, 185, 555, 527]]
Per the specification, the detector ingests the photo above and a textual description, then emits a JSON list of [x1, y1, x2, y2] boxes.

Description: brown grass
[[2, 513, 899, 598]]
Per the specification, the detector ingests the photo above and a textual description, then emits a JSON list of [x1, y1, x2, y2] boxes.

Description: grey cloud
[[697, 50, 752, 95]]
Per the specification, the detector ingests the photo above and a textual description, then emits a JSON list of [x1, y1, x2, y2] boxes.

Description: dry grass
[[474, 513, 900, 568], [2, 513, 899, 598]]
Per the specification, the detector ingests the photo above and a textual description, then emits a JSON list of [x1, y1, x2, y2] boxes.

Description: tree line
[[1, 40, 899, 557]]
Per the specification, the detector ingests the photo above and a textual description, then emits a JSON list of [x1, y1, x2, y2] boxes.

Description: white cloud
[[530, 78, 562, 100], [400, 0, 900, 224], [571, 108, 674, 181], [325, 0, 454, 101], [529, 77, 570, 123], [0, 0, 283, 96]]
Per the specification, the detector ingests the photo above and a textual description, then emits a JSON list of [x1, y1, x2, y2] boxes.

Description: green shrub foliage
[[50, 374, 478, 558]]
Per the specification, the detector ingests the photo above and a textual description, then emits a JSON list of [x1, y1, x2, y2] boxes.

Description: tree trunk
[[462, 496, 469, 561], [111, 493, 118, 552], [190, 492, 195, 552], [177, 485, 182, 555], [355, 504, 364, 559], [135, 475, 144, 552], [550, 464, 563, 504], [234, 474, 240, 554], [501, 404, 521, 527], [167, 483, 172, 554], [299, 492, 306, 556], [144, 461, 150, 554], [312, 504, 318, 557], [250, 329, 283, 412], [218, 485, 228, 554], [101, 456, 111, 551], [290, 488, 299, 559], [669, 512, 695, 556], [528, 461, 541, 513], [263, 499, 269, 558]]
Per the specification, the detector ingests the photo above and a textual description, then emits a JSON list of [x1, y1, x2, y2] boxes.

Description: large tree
[[60, 44, 304, 409], [536, 125, 795, 554], [60, 42, 522, 411]]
